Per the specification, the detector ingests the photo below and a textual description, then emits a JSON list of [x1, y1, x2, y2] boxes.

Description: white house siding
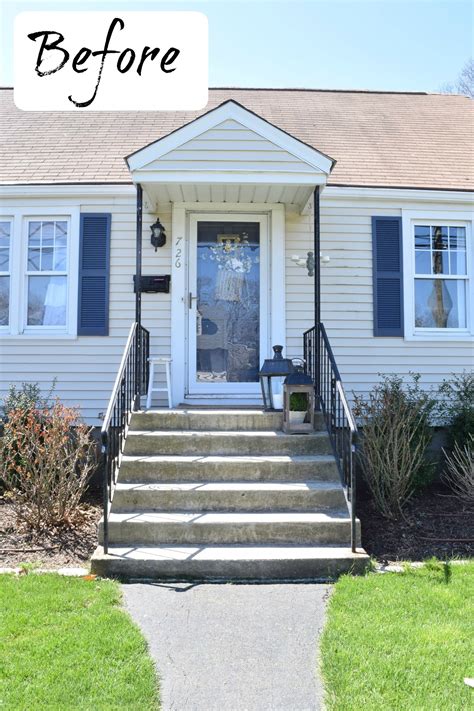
[[129, 116, 328, 189], [0, 192, 172, 425], [145, 120, 316, 174], [285, 191, 474, 400], [1, 189, 472, 424]]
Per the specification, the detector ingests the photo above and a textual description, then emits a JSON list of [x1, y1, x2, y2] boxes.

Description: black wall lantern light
[[150, 218, 167, 251], [259, 345, 294, 411]]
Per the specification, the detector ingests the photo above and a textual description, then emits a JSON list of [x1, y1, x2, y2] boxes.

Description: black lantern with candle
[[258, 345, 294, 410]]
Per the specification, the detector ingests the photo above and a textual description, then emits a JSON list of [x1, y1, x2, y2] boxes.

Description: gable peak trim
[[125, 100, 335, 175]]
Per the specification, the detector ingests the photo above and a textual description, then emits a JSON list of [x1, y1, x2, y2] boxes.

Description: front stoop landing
[[91, 409, 368, 579]]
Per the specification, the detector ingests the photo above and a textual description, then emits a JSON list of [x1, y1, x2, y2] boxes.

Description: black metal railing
[[100, 322, 149, 553], [303, 323, 358, 552]]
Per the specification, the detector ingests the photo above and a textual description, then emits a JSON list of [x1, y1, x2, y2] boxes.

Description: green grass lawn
[[0, 574, 159, 710], [321, 561, 474, 711]]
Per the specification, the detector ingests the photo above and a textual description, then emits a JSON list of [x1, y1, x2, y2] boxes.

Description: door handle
[[188, 292, 198, 309]]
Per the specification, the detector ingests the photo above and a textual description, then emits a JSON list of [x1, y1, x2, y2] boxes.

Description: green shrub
[[289, 392, 308, 411], [2, 380, 56, 420], [437, 371, 474, 449], [353, 374, 436, 519]]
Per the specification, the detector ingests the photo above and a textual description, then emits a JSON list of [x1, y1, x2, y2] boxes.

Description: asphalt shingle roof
[[1, 87, 472, 190]]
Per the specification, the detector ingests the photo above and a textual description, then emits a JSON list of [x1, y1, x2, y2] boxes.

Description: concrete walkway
[[123, 582, 330, 711]]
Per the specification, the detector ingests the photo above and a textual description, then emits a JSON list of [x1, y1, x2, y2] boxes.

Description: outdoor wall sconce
[[283, 359, 315, 433], [259, 345, 294, 411], [291, 252, 330, 276], [150, 218, 167, 251]]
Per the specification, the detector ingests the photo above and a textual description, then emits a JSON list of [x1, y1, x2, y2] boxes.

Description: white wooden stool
[[146, 357, 172, 409]]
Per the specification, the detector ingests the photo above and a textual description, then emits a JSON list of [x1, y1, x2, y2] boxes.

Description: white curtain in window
[[451, 279, 467, 328], [43, 277, 67, 325]]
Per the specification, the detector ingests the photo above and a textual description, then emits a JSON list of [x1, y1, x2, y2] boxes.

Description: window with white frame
[[26, 219, 68, 328], [0, 220, 11, 326], [413, 223, 469, 331]]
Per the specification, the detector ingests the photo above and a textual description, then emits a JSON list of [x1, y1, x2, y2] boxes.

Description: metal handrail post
[[135, 184, 143, 409], [313, 187, 321, 409]]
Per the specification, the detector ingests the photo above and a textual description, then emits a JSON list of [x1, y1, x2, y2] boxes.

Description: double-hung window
[[0, 206, 111, 338], [414, 224, 467, 329], [0, 220, 11, 327], [403, 212, 473, 340], [26, 219, 69, 329]]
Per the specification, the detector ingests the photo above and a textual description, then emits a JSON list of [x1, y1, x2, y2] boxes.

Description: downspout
[[135, 183, 143, 408], [313, 186, 321, 409]]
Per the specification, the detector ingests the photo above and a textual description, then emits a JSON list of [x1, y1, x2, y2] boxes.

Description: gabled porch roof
[[125, 100, 335, 213]]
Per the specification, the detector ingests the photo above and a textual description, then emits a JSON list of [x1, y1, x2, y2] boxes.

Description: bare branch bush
[[442, 435, 474, 503], [354, 374, 435, 520], [0, 401, 97, 531], [437, 371, 474, 449]]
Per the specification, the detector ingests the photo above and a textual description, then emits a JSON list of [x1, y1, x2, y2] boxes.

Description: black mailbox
[[133, 275, 171, 293]]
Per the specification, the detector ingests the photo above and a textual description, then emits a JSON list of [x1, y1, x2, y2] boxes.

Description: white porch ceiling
[[142, 182, 315, 213], [128, 101, 333, 214]]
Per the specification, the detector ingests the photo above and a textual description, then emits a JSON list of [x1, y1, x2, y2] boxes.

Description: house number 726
[[175, 237, 183, 268]]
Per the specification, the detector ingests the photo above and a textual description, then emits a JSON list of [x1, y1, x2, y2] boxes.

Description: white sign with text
[[14, 11, 208, 111]]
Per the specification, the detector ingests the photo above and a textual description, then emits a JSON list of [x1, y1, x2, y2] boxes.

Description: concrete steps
[[125, 430, 333, 456], [111, 480, 347, 511], [129, 409, 325, 432], [99, 510, 358, 546], [91, 545, 368, 581], [119, 454, 340, 482], [91, 408, 368, 580]]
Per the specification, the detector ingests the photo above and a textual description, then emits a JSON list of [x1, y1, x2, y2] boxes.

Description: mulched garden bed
[[2, 483, 472, 569], [358, 481, 474, 563], [0, 490, 101, 569]]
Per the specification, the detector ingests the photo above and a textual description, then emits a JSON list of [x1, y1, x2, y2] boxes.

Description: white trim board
[[126, 101, 334, 175], [324, 186, 474, 203], [0, 185, 135, 198], [131, 171, 327, 186], [1, 185, 471, 203]]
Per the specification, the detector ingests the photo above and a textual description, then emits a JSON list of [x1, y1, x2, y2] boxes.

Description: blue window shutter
[[372, 216, 404, 337], [78, 213, 111, 336]]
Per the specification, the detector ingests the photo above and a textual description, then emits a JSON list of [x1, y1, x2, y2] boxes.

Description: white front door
[[187, 213, 269, 396]]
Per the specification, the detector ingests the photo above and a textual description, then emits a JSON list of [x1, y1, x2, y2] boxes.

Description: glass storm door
[[187, 215, 268, 395]]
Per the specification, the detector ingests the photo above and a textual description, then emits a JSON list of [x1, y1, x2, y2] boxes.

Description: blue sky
[[1, 0, 472, 92]]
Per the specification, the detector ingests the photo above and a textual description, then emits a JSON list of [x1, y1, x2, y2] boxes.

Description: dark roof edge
[[1, 181, 471, 193], [124, 99, 337, 169], [2, 85, 467, 96], [210, 86, 435, 95], [0, 181, 134, 186]]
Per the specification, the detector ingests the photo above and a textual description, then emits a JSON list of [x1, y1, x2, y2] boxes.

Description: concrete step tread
[[125, 430, 331, 456], [93, 544, 367, 562], [106, 510, 350, 524], [121, 454, 335, 464], [130, 410, 302, 432], [132, 410, 323, 423], [137, 409, 271, 415], [114, 481, 343, 493], [127, 430, 327, 438]]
